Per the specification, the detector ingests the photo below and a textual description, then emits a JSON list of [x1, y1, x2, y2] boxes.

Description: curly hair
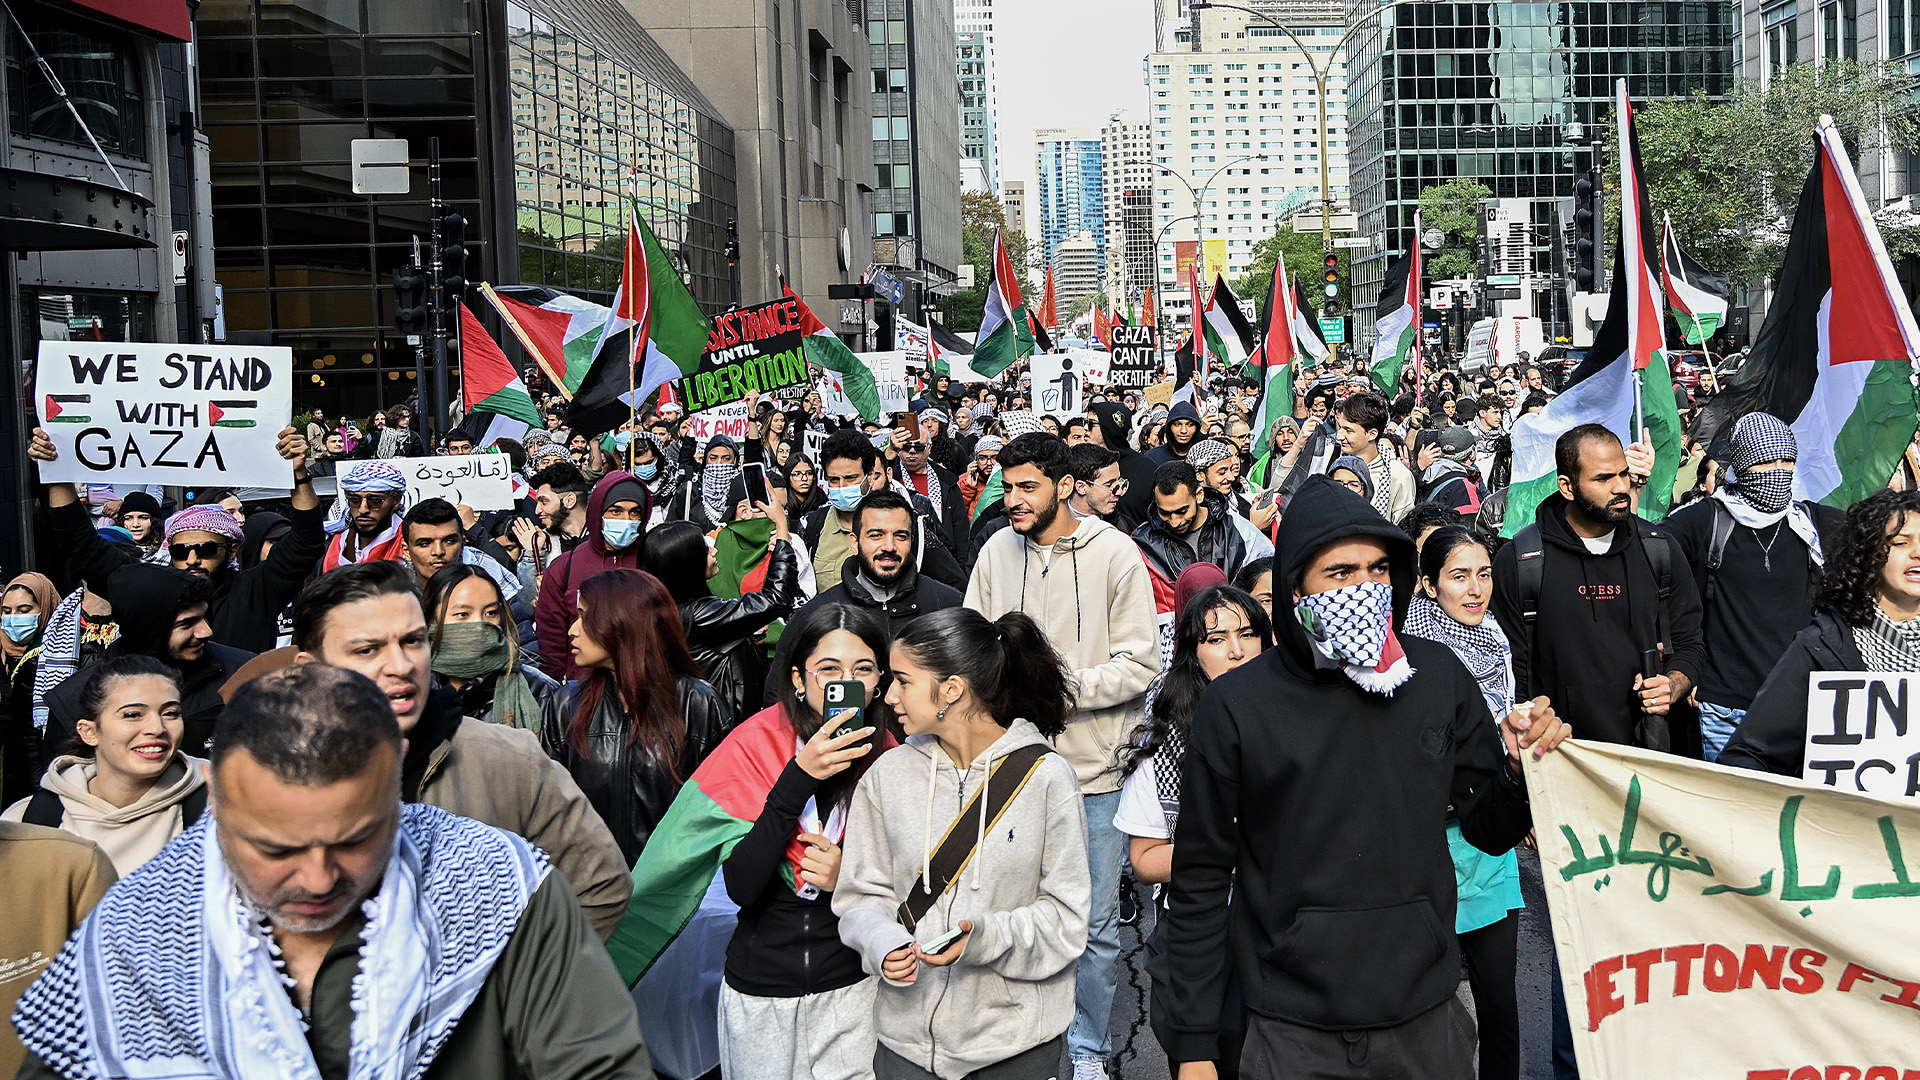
[[1816, 488, 1920, 628]]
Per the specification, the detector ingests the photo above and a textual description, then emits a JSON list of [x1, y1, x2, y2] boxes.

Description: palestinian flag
[[785, 283, 880, 420], [1250, 251, 1299, 488], [1291, 277, 1331, 365], [457, 301, 539, 447], [1504, 80, 1683, 536], [1660, 213, 1730, 346], [973, 230, 1037, 377], [1122, 289, 1137, 326], [605, 705, 895, 984], [1370, 210, 1423, 396], [1201, 274, 1256, 377], [482, 283, 607, 398], [712, 516, 775, 597], [1692, 117, 1920, 507], [1092, 304, 1113, 349], [1036, 262, 1059, 330]]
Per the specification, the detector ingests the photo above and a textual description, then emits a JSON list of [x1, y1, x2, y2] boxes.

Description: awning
[[0, 167, 156, 251], [66, 0, 192, 41]]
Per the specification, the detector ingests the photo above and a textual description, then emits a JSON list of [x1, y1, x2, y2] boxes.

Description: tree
[[1064, 291, 1109, 323], [1416, 178, 1492, 280], [1233, 225, 1348, 307], [942, 191, 1032, 332]]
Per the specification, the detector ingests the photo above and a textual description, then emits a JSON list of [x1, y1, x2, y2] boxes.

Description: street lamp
[[1156, 154, 1268, 284], [1153, 213, 1197, 376]]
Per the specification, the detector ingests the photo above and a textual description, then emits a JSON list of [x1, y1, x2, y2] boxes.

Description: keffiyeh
[[702, 464, 739, 523], [325, 461, 410, 536], [1295, 580, 1415, 693], [1714, 412, 1823, 565], [973, 435, 1005, 456], [165, 505, 245, 544], [1000, 411, 1045, 439], [1855, 609, 1920, 672], [1404, 595, 1514, 717], [1186, 439, 1235, 470]]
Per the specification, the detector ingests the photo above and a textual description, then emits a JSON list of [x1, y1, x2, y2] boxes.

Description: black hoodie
[[1160, 476, 1530, 1056], [42, 564, 255, 760], [1491, 494, 1707, 749], [1091, 401, 1154, 532]]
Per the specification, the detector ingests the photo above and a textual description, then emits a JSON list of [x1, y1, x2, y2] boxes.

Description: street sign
[[1290, 210, 1359, 233], [1430, 287, 1453, 309], [350, 139, 410, 195], [1487, 286, 1523, 300], [1487, 274, 1521, 286], [171, 231, 188, 286], [1334, 236, 1372, 249], [1318, 316, 1346, 344]]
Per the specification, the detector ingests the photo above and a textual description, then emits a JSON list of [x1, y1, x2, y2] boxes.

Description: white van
[[1461, 316, 1547, 376]]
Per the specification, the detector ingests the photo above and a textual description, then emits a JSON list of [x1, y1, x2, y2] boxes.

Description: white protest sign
[[1804, 672, 1920, 798], [35, 341, 293, 488], [863, 350, 911, 415], [1028, 352, 1084, 422], [389, 454, 517, 511], [802, 428, 827, 464], [1529, 740, 1920, 1078], [683, 400, 752, 444], [1068, 347, 1112, 386]]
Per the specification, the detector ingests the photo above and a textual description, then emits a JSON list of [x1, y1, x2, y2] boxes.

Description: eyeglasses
[[904, 442, 927, 453], [1101, 477, 1131, 495], [169, 541, 227, 561], [345, 494, 393, 508], [811, 662, 879, 682]]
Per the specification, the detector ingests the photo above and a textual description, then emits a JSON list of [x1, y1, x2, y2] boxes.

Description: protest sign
[[1029, 353, 1084, 422], [35, 341, 293, 488], [1803, 673, 1920, 798], [683, 400, 752, 444], [388, 454, 516, 511], [1109, 325, 1158, 388], [677, 298, 809, 414], [1143, 378, 1176, 409], [1528, 740, 1920, 1078], [1067, 348, 1112, 386]]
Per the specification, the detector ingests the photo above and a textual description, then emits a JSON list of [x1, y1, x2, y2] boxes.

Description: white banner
[[1067, 347, 1112, 386], [1804, 672, 1920, 798], [388, 454, 516, 511], [35, 341, 293, 488], [1029, 353, 1085, 422], [683, 400, 753, 444], [1529, 740, 1920, 1079]]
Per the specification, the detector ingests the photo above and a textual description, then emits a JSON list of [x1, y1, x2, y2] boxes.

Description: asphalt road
[[1100, 848, 1562, 1080]]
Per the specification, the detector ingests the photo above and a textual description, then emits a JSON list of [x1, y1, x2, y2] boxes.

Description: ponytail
[[892, 608, 1073, 736]]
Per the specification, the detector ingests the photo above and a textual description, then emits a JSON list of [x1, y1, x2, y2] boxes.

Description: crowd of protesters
[[0, 331, 1901, 1080]]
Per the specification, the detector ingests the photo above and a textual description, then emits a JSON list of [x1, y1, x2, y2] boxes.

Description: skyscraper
[[1103, 115, 1154, 302], [956, 0, 998, 192], [1035, 128, 1105, 278], [868, 0, 964, 293], [1345, 1, 1736, 341], [1002, 179, 1026, 238]]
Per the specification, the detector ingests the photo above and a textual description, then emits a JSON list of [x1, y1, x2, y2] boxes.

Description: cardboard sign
[[389, 453, 517, 511], [1529, 740, 1920, 1077], [1143, 377, 1176, 409], [683, 400, 753, 443], [677, 298, 809, 414], [1109, 325, 1158, 388], [1067, 347, 1112, 386], [1028, 353, 1084, 422], [1803, 673, 1920, 797], [35, 341, 293, 488]]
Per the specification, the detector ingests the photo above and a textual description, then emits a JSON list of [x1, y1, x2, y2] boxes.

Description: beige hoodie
[[2, 753, 207, 877]]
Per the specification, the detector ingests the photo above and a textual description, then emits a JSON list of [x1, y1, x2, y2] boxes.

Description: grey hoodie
[[2, 753, 207, 877], [833, 720, 1090, 1079]]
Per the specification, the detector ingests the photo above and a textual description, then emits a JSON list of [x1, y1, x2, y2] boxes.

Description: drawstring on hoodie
[[918, 742, 1000, 893], [1019, 533, 1085, 642]]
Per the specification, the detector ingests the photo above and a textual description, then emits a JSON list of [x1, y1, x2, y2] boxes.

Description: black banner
[[1109, 324, 1158, 388], [681, 298, 810, 414]]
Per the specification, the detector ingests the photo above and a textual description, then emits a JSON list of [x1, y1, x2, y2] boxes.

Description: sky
[[991, 0, 1157, 234]]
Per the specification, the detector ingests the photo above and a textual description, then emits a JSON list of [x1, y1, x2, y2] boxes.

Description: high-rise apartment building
[[627, 0, 874, 331], [956, 0, 997, 192], [868, 0, 963, 297], [1053, 230, 1102, 311], [1103, 115, 1155, 302], [1001, 178, 1026, 237], [1149, 0, 1349, 330], [1346, 1, 1735, 341], [1035, 128, 1105, 277]]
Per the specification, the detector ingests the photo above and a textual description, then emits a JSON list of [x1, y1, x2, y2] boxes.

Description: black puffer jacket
[[1718, 611, 1859, 778], [681, 538, 799, 722], [542, 673, 734, 867], [1131, 492, 1252, 585]]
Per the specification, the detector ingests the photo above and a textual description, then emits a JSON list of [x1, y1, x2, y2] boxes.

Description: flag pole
[[627, 165, 641, 433]]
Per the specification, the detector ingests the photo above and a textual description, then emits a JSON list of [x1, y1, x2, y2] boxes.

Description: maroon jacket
[[535, 470, 648, 680]]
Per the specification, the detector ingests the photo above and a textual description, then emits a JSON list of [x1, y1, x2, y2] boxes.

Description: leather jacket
[[681, 538, 798, 722], [541, 674, 734, 867], [1131, 493, 1250, 585]]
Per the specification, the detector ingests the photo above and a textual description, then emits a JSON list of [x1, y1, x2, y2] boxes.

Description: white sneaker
[[1072, 1061, 1109, 1080]]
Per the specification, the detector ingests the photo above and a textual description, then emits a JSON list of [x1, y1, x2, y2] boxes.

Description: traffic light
[[1572, 171, 1601, 291], [437, 211, 468, 303], [1321, 250, 1342, 313], [392, 263, 429, 338]]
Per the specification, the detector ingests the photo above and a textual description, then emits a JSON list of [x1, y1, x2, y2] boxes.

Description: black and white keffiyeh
[[1854, 609, 1920, 673], [1404, 594, 1515, 717], [1714, 412, 1823, 564], [701, 464, 739, 523], [13, 804, 548, 1080], [1186, 439, 1235, 471], [1295, 580, 1415, 693]]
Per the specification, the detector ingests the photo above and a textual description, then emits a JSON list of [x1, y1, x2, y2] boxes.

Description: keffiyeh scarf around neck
[[702, 463, 739, 523], [1854, 609, 1920, 673], [1295, 580, 1415, 694], [1404, 594, 1514, 717], [13, 805, 547, 1080]]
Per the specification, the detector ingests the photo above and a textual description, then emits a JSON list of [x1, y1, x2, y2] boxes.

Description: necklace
[[1757, 520, 1785, 572]]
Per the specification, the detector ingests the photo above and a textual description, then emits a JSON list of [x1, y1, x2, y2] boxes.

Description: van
[[1460, 317, 1547, 376]]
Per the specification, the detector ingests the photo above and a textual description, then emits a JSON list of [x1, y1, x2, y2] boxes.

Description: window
[[1893, 0, 1909, 55], [5, 18, 146, 157]]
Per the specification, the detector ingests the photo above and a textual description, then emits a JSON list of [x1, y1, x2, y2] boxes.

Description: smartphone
[[741, 461, 770, 505], [921, 926, 965, 955], [824, 680, 867, 741]]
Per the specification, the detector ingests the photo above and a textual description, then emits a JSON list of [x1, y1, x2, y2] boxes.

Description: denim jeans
[[1697, 701, 1746, 764], [1068, 789, 1125, 1064]]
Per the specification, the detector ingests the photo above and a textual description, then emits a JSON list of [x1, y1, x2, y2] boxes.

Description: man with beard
[[322, 460, 412, 571], [1147, 401, 1203, 465], [530, 460, 593, 551], [964, 432, 1160, 1080], [801, 431, 967, 593], [1134, 462, 1262, 592], [12, 663, 649, 1080], [29, 427, 324, 654]]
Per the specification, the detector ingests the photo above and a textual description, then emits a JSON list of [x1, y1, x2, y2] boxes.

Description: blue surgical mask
[[601, 518, 641, 550], [636, 462, 660, 480], [827, 483, 864, 511], [1, 613, 38, 644]]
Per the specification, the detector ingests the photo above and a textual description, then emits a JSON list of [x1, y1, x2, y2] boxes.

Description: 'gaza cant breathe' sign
[[36, 342, 293, 488]]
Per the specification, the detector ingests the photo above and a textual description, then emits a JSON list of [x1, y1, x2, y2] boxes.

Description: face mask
[[1735, 467, 1794, 515], [1295, 580, 1414, 694], [601, 518, 641, 550], [1, 613, 38, 644], [827, 483, 864, 511], [431, 621, 510, 679], [636, 462, 660, 480]]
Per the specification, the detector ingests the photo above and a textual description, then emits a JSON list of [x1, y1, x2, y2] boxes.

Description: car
[[1534, 345, 1589, 391]]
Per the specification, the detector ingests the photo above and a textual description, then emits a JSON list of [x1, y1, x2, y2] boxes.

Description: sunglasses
[[345, 494, 394, 508], [904, 442, 927, 453], [170, 540, 228, 561]]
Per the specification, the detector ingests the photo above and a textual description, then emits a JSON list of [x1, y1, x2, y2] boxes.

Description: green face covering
[[432, 621, 511, 679]]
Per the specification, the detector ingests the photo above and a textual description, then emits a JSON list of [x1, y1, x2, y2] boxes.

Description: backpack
[[1699, 497, 1822, 608], [24, 781, 208, 831]]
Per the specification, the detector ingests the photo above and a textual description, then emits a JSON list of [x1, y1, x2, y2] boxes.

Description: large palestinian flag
[[1200, 274, 1256, 377], [1660, 212, 1730, 346], [973, 230, 1038, 377], [785, 283, 880, 420], [1250, 251, 1299, 488], [1370, 210, 1423, 396], [482, 283, 609, 398], [1691, 118, 1920, 506], [456, 301, 538, 446]]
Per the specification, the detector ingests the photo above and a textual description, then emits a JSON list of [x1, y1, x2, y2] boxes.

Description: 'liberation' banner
[[1527, 740, 1920, 1079]]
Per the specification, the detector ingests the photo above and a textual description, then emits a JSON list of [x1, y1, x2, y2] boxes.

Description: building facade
[[1035, 127, 1104, 277], [1102, 115, 1154, 302], [1001, 177, 1026, 236], [868, 0, 963, 308], [197, 0, 737, 423], [1346, 0, 1736, 342], [629, 0, 875, 327], [958, 30, 995, 191], [2, 0, 204, 571], [1149, 0, 1349, 331], [1053, 230, 1102, 310]]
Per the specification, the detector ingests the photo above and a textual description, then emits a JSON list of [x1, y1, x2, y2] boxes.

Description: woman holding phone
[[834, 607, 1089, 1080]]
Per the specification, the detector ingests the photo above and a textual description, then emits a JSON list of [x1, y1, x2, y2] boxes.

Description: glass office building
[[1345, 1, 1735, 337], [196, 0, 735, 418]]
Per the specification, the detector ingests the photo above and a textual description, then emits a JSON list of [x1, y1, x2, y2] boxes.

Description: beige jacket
[[416, 719, 632, 940], [0, 823, 115, 1080], [3, 753, 207, 877]]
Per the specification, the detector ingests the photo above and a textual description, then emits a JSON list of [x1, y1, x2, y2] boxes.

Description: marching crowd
[[0, 340, 1903, 1080]]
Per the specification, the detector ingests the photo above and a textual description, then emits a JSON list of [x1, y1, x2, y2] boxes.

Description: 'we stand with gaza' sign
[[35, 342, 293, 488]]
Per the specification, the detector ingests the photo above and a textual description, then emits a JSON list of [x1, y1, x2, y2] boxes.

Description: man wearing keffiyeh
[[1661, 412, 1846, 761], [12, 663, 650, 1080], [1160, 475, 1567, 1078], [322, 460, 412, 572]]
